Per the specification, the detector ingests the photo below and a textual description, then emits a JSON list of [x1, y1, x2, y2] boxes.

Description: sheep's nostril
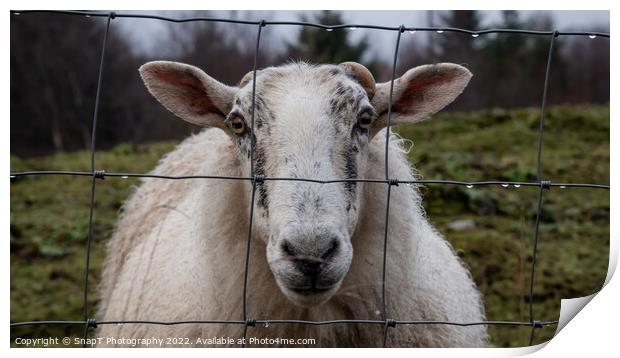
[[321, 239, 340, 260], [281, 240, 297, 257]]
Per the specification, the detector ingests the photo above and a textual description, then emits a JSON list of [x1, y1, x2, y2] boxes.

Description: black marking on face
[[254, 144, 269, 214], [334, 82, 347, 97], [253, 95, 263, 128], [248, 91, 277, 217], [230, 85, 279, 160], [318, 72, 370, 214], [314, 196, 323, 211], [343, 152, 357, 193], [297, 196, 307, 215], [336, 97, 349, 117], [328, 98, 342, 133], [327, 66, 343, 76], [342, 142, 358, 212], [258, 97, 275, 136], [328, 83, 366, 123]]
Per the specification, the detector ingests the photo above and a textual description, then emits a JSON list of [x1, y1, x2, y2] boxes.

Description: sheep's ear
[[370, 63, 472, 133], [139, 61, 237, 130]]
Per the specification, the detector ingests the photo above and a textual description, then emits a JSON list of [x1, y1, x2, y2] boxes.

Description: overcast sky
[[117, 10, 610, 61]]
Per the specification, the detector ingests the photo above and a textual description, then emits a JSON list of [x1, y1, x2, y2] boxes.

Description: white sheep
[[96, 61, 488, 347]]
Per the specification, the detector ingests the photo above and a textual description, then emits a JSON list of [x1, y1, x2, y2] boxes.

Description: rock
[[446, 219, 476, 231]]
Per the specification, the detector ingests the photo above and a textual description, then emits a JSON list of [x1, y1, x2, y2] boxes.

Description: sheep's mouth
[[289, 286, 334, 295], [277, 281, 341, 307]]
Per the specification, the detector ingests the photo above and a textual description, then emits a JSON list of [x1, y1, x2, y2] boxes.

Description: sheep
[[96, 61, 488, 347]]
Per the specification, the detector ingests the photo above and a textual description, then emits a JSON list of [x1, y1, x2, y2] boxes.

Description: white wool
[[97, 128, 488, 347]]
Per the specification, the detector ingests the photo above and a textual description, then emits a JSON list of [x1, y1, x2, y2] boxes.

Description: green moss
[[397, 104, 609, 346], [10, 105, 609, 347]]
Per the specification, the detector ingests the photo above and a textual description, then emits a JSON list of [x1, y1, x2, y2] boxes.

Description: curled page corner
[[519, 291, 604, 355], [554, 293, 597, 335], [507, 341, 550, 356]]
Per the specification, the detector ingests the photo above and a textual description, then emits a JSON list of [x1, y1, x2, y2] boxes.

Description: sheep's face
[[139, 61, 472, 307], [232, 64, 374, 306]]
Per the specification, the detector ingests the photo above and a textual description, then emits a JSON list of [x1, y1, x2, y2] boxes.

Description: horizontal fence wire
[[8, 171, 611, 189], [11, 319, 559, 327], [9, 9, 610, 348], [10, 10, 612, 38]]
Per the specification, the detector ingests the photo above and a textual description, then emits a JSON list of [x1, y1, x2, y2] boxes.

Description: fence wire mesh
[[9, 10, 611, 348]]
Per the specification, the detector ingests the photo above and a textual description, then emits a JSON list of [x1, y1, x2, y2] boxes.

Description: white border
[[3, 1, 616, 357]]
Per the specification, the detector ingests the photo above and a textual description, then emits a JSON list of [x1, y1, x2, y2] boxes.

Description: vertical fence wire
[[380, 25, 405, 348], [8, 10, 610, 348], [240, 20, 266, 347], [81, 12, 114, 346], [527, 30, 558, 346]]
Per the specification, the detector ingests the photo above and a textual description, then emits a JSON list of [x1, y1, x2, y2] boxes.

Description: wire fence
[[9, 10, 611, 348]]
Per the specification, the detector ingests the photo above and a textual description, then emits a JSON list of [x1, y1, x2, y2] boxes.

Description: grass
[[10, 105, 609, 347]]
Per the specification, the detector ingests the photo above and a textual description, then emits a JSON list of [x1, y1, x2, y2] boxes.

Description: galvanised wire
[[9, 10, 611, 348], [527, 30, 559, 346], [9, 319, 560, 327], [79, 12, 113, 348], [9, 10, 612, 37], [7, 171, 613, 189], [240, 19, 266, 348], [380, 25, 404, 348]]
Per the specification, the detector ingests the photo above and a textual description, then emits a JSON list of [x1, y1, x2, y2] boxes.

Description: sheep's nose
[[280, 237, 340, 261], [281, 237, 340, 281], [273, 232, 349, 296]]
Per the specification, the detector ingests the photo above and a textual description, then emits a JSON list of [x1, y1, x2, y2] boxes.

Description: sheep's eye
[[228, 115, 246, 135], [356, 109, 374, 129]]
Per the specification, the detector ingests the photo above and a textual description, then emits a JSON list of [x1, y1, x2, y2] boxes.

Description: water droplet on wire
[[121, 175, 129, 179], [466, 184, 474, 189], [513, 184, 521, 188], [348, 26, 357, 31], [589, 34, 597, 39], [560, 185, 566, 189], [436, 30, 444, 34], [472, 33, 479, 38], [326, 28, 334, 32], [10, 175, 16, 179], [408, 30, 417, 34], [501, 183, 509, 188]]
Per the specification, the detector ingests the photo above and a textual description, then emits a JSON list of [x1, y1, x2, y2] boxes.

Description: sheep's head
[[139, 61, 472, 307]]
